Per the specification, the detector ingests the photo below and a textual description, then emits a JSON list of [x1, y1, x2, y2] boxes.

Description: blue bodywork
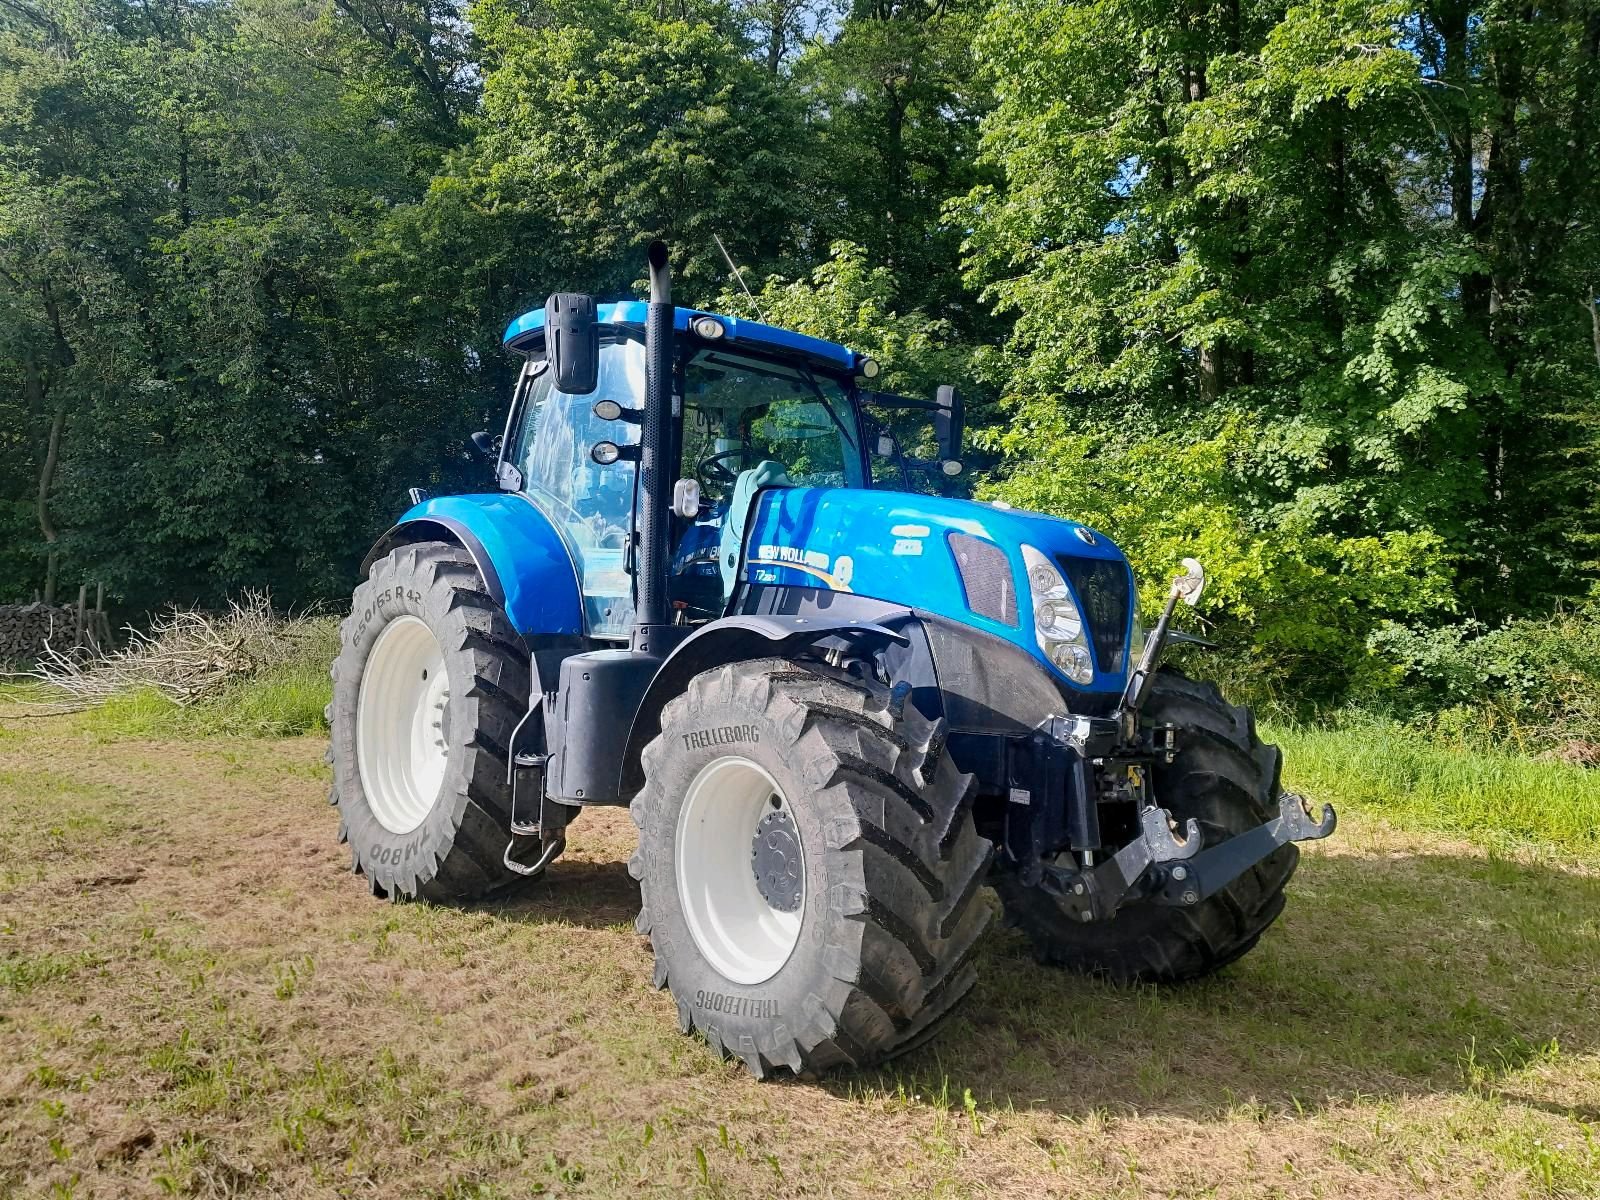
[[381, 494, 584, 637], [503, 302, 863, 374], [742, 487, 1134, 694], [371, 305, 1135, 690]]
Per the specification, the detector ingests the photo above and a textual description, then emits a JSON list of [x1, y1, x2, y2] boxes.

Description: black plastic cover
[[544, 292, 600, 395], [546, 649, 660, 803]]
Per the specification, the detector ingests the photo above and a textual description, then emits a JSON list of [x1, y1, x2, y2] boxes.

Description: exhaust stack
[[633, 241, 674, 653]]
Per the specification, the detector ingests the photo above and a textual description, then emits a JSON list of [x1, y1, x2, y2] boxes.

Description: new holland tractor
[[327, 242, 1335, 1077]]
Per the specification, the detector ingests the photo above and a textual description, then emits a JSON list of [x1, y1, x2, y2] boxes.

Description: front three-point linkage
[[1036, 558, 1337, 923]]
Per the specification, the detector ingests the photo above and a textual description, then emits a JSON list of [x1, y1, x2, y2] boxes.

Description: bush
[[1367, 603, 1600, 753], [980, 415, 1456, 705]]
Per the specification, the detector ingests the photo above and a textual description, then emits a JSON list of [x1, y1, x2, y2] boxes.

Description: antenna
[[714, 233, 766, 323]]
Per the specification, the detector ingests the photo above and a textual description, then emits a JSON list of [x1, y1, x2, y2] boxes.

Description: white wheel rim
[[356, 615, 450, 835], [675, 756, 805, 986]]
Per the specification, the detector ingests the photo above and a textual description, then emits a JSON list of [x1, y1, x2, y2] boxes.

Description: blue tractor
[[328, 243, 1335, 1077]]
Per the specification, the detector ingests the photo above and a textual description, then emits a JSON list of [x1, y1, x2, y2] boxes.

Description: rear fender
[[361, 494, 584, 638]]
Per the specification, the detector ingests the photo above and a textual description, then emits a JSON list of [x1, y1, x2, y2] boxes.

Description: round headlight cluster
[[1021, 545, 1094, 684]]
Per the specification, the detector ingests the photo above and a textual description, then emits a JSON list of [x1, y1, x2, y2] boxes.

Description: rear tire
[[993, 669, 1297, 982], [630, 659, 994, 1078], [327, 540, 529, 902]]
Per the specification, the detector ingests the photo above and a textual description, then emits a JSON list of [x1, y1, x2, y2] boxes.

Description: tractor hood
[[741, 487, 1136, 693]]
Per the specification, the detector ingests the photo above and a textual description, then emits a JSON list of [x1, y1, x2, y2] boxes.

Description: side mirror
[[469, 431, 499, 461], [545, 292, 599, 395], [934, 384, 963, 464]]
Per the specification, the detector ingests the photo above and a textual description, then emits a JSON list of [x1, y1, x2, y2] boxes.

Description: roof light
[[591, 441, 622, 465], [859, 357, 881, 379], [692, 316, 725, 340]]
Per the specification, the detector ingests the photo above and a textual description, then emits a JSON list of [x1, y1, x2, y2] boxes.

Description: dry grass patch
[[0, 711, 1596, 1198]]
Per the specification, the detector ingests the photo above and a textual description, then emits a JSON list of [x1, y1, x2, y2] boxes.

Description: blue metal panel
[[502, 303, 860, 372], [392, 494, 584, 637], [739, 488, 1134, 693]]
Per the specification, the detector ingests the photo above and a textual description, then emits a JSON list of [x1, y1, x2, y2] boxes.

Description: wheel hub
[[674, 756, 805, 985], [751, 807, 802, 912]]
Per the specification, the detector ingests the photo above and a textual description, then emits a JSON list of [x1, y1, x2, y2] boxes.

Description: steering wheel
[[697, 447, 761, 485]]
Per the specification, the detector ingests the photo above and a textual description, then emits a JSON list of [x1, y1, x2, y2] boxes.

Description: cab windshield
[[680, 346, 865, 501]]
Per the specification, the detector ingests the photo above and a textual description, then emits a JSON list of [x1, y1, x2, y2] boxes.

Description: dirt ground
[[1, 718, 1597, 1198]]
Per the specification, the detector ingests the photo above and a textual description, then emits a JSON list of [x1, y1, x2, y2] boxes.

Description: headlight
[[1021, 545, 1094, 684]]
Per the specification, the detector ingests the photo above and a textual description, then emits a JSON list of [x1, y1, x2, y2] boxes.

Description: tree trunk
[[1197, 345, 1220, 402], [1585, 291, 1600, 371], [32, 371, 67, 607]]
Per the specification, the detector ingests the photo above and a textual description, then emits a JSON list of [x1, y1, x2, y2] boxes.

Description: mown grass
[[1271, 716, 1600, 857], [1, 724, 1597, 1198]]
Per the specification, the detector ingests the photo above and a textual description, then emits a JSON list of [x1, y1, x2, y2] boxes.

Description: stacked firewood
[[0, 603, 83, 665]]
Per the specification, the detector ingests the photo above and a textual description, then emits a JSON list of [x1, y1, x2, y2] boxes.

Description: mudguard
[[618, 608, 915, 796], [361, 494, 584, 638]]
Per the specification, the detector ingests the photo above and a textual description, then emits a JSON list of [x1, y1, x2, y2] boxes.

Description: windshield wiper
[[795, 366, 857, 449]]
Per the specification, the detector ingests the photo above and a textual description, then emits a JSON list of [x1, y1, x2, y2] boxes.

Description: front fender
[[362, 494, 583, 637], [619, 606, 916, 796]]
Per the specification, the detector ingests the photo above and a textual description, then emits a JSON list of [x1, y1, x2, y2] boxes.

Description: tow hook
[[1149, 791, 1335, 907]]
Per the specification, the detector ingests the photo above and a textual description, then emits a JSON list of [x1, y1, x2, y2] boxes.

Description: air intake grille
[[1058, 555, 1131, 672], [948, 533, 1018, 627]]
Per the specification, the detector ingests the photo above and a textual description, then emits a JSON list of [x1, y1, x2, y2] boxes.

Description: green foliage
[[984, 414, 1454, 697], [1368, 604, 1600, 751], [464, 0, 809, 296], [727, 242, 982, 401]]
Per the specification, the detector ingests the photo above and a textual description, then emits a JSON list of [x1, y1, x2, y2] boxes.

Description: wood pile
[[0, 586, 115, 666], [1, 604, 80, 665]]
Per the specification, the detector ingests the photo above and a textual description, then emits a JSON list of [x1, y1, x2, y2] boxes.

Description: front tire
[[630, 659, 994, 1078], [327, 540, 528, 901], [994, 669, 1298, 982]]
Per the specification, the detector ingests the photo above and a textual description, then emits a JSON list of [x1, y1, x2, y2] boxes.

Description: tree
[[961, 0, 1600, 687], [461, 0, 813, 301]]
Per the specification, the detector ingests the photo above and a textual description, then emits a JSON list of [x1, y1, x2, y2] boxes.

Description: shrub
[[1367, 603, 1600, 753], [981, 416, 1456, 705]]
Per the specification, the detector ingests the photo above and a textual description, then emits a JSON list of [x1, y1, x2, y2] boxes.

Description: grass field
[[1, 693, 1598, 1197]]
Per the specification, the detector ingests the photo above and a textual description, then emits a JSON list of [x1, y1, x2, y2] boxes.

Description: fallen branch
[[30, 591, 324, 707]]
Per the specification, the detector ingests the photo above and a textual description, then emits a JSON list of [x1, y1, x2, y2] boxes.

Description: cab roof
[[501, 302, 861, 374]]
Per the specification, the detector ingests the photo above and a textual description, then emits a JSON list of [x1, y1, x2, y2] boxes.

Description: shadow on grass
[[844, 848, 1600, 1119], [472, 827, 1600, 1119], [482, 856, 643, 930]]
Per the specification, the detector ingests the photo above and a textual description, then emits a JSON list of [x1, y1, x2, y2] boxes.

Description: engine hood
[[740, 486, 1133, 692]]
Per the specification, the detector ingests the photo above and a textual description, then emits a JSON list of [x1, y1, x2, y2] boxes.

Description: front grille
[[948, 532, 1018, 627], [1057, 555, 1131, 672]]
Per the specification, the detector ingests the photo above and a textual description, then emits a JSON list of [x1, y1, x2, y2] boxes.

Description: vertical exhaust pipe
[[633, 240, 674, 653]]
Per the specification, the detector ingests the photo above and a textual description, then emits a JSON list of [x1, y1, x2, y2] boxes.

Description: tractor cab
[[497, 302, 958, 632]]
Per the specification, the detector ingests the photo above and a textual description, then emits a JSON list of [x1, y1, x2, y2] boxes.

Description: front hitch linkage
[[1036, 554, 1337, 921], [1039, 792, 1336, 922]]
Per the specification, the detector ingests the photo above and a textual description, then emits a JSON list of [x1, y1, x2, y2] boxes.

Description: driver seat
[[718, 460, 791, 599]]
